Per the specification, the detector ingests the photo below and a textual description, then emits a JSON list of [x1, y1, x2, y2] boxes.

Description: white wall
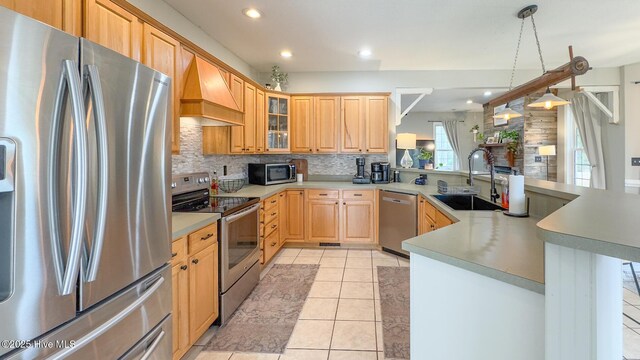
[[396, 111, 484, 171], [127, 0, 259, 80], [623, 63, 640, 190]]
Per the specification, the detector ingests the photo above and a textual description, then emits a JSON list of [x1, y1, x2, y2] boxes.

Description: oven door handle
[[223, 203, 261, 223]]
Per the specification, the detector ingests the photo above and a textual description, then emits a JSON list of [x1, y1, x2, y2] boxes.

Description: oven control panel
[[171, 172, 210, 195]]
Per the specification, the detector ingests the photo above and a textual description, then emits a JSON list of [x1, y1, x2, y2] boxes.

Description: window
[[565, 107, 591, 187], [433, 123, 456, 170]]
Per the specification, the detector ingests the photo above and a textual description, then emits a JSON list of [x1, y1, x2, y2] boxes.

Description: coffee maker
[[352, 157, 371, 184], [371, 162, 390, 184]]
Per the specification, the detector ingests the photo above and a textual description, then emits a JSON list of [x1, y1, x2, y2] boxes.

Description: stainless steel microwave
[[248, 163, 297, 185]]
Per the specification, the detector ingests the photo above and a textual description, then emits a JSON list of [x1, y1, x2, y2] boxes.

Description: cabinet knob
[[180, 265, 188, 271], [366, 149, 370, 152], [335, 201, 338, 205], [316, 149, 319, 151], [192, 259, 199, 264], [359, 149, 362, 152], [300, 191, 303, 194], [309, 149, 312, 152], [266, 149, 270, 151], [343, 202, 346, 205]]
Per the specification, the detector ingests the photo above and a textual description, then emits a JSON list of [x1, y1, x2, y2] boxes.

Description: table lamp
[[538, 145, 556, 181], [397, 133, 417, 168]]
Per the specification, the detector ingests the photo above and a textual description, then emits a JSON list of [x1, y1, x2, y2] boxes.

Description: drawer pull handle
[[271, 242, 277, 247], [354, 194, 362, 197], [271, 200, 277, 204], [180, 265, 188, 271], [319, 193, 328, 196], [271, 224, 277, 229], [192, 259, 199, 264], [171, 252, 177, 258], [271, 212, 276, 216], [201, 233, 214, 241]]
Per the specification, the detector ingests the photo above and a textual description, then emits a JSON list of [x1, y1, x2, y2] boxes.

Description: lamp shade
[[528, 89, 570, 109], [538, 145, 556, 156], [397, 133, 417, 149], [492, 106, 523, 120]]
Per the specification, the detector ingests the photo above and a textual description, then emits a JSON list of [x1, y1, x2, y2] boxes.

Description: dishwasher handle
[[382, 196, 412, 205]]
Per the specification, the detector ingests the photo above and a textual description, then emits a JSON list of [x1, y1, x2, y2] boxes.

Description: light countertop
[[219, 181, 545, 294], [172, 212, 220, 240]]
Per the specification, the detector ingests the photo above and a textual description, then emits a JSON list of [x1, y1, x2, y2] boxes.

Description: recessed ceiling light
[[358, 49, 372, 58], [466, 100, 473, 104], [243, 8, 261, 19], [280, 50, 292, 58], [484, 91, 492, 97]]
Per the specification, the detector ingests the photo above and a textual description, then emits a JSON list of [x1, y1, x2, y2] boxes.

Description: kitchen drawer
[[259, 206, 265, 222], [264, 217, 278, 237], [171, 236, 187, 266], [263, 229, 280, 264], [342, 190, 374, 200], [260, 223, 265, 238], [264, 206, 278, 225], [188, 223, 218, 255], [424, 199, 437, 221], [264, 194, 279, 211], [308, 189, 339, 199], [435, 210, 453, 229]]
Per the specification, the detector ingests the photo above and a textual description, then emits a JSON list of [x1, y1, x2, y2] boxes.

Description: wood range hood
[[181, 56, 244, 126]]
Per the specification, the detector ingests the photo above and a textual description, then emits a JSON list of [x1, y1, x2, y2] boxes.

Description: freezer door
[[0, 8, 84, 356], [5, 265, 172, 360], [79, 39, 172, 310]]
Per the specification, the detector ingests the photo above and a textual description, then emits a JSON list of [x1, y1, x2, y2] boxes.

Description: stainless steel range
[[172, 173, 261, 325]]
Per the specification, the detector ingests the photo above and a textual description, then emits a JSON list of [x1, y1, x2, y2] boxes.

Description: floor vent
[[319, 242, 340, 247]]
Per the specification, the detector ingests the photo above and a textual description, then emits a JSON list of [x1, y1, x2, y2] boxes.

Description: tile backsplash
[[172, 121, 388, 177]]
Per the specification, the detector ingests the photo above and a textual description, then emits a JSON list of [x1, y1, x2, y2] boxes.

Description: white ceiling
[[165, 0, 640, 73], [402, 88, 508, 113]]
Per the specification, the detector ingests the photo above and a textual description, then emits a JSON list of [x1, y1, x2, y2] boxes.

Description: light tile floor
[[186, 248, 409, 360], [624, 288, 640, 360]]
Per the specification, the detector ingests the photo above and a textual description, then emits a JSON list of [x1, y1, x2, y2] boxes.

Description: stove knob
[[197, 178, 204, 184], [171, 182, 177, 189], [204, 177, 210, 183]]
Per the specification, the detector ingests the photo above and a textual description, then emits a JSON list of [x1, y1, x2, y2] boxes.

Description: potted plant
[[270, 65, 288, 91], [469, 124, 480, 142], [418, 148, 434, 169], [499, 130, 520, 167]]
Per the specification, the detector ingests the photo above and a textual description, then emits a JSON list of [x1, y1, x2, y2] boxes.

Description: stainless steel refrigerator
[[0, 8, 172, 359]]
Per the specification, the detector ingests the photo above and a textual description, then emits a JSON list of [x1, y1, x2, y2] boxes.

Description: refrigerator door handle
[[138, 330, 166, 360], [48, 59, 88, 296], [49, 276, 166, 360], [83, 64, 109, 282]]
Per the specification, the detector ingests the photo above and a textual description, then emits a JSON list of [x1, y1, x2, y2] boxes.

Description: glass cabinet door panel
[[279, 99, 288, 115], [279, 116, 288, 132], [268, 115, 278, 130], [269, 98, 278, 113]]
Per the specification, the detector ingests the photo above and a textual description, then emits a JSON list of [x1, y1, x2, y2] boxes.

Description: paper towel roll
[[508, 175, 526, 215]]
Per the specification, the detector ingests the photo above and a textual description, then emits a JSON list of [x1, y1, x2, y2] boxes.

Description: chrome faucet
[[468, 148, 500, 203]]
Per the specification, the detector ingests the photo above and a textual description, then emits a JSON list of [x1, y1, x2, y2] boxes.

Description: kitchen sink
[[433, 194, 505, 211]]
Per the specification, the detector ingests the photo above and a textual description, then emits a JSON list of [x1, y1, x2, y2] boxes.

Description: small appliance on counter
[[393, 170, 401, 183], [248, 163, 296, 185], [352, 157, 371, 184], [371, 162, 390, 184]]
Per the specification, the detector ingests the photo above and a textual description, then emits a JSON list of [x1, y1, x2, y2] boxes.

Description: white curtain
[[571, 92, 606, 189], [442, 119, 462, 170]]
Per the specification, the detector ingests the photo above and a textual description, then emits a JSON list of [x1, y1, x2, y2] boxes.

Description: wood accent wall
[[483, 90, 558, 181]]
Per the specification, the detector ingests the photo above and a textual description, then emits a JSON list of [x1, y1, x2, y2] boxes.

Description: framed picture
[[493, 104, 508, 127], [486, 137, 497, 144]]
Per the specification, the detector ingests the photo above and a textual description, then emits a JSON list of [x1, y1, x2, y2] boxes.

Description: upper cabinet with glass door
[[266, 93, 290, 152]]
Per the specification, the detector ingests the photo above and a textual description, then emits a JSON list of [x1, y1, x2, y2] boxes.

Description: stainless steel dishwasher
[[378, 190, 417, 257]]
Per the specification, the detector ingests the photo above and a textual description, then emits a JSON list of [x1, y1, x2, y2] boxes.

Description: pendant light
[[493, 10, 527, 121], [523, 6, 571, 109]]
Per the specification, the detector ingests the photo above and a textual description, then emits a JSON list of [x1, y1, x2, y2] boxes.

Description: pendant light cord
[[530, 14, 547, 73], [508, 18, 525, 91]]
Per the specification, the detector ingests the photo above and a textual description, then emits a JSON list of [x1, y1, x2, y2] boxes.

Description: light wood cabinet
[[188, 242, 218, 344], [340, 96, 365, 153], [171, 257, 189, 359], [142, 23, 180, 154], [265, 93, 290, 153], [230, 82, 257, 153], [1, 0, 81, 35], [84, 0, 142, 61], [278, 192, 287, 246], [342, 200, 375, 243], [365, 96, 388, 153], [315, 96, 340, 153], [435, 210, 454, 229], [418, 196, 452, 234], [291, 96, 314, 153], [284, 190, 305, 242], [171, 223, 218, 359], [256, 88, 265, 153], [230, 73, 244, 110], [307, 199, 340, 242]]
